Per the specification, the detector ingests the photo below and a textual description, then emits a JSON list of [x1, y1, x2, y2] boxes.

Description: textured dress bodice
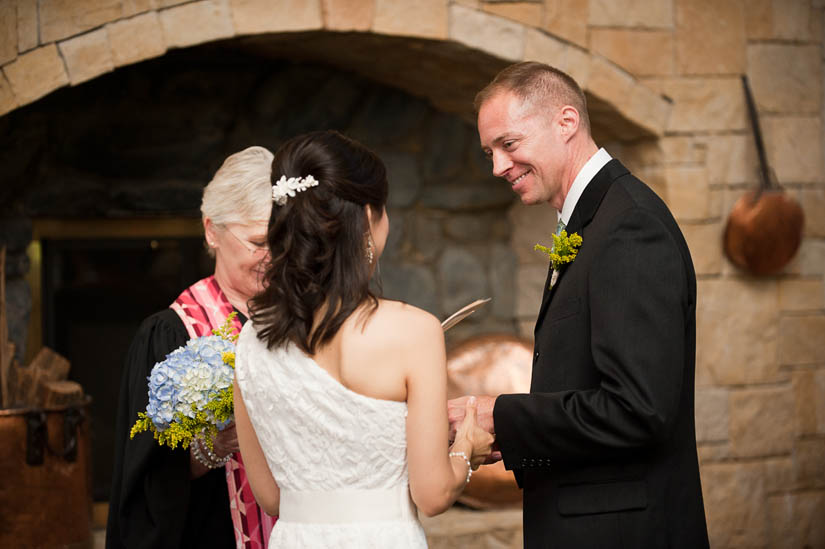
[[235, 322, 427, 548]]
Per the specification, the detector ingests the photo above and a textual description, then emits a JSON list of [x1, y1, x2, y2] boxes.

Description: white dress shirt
[[558, 147, 612, 227]]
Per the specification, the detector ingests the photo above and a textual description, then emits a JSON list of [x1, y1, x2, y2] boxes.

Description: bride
[[233, 130, 494, 547]]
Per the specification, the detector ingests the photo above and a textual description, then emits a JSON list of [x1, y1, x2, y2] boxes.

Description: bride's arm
[[234, 378, 280, 515], [404, 311, 491, 517]]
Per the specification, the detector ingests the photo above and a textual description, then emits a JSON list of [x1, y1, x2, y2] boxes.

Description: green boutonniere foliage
[[534, 230, 583, 271]]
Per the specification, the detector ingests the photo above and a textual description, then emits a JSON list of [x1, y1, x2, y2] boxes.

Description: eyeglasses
[[225, 226, 269, 256]]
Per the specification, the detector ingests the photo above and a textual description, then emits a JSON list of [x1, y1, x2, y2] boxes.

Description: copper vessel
[[0, 398, 93, 548], [446, 334, 533, 509], [723, 76, 805, 275], [723, 190, 804, 275]]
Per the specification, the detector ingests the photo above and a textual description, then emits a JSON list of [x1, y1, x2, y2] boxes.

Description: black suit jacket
[[494, 160, 709, 549]]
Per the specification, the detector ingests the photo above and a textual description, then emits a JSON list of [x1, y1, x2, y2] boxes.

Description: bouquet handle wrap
[[171, 276, 277, 549]]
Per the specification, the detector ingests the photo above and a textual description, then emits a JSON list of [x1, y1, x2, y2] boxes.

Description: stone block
[[767, 492, 825, 549], [676, 0, 745, 75], [695, 387, 728, 443], [778, 315, 825, 366], [800, 188, 825, 238], [745, 0, 772, 39], [748, 44, 821, 114], [489, 243, 517, 319], [438, 247, 488, 317], [517, 319, 535, 339], [540, 0, 587, 48], [660, 136, 707, 165], [0, 2, 16, 65], [697, 441, 730, 463], [624, 81, 670, 138], [516, 264, 547, 318], [586, 56, 634, 121], [418, 177, 514, 211], [108, 12, 167, 68], [3, 44, 69, 106], [780, 279, 825, 312], [17, 0, 38, 53], [681, 222, 722, 276], [423, 112, 470, 179], [39, 0, 123, 43], [448, 4, 523, 61], [706, 134, 755, 186], [771, 0, 818, 41], [663, 165, 709, 220], [0, 70, 17, 117], [231, 0, 322, 34], [563, 45, 591, 90], [523, 28, 567, 66], [58, 28, 114, 86], [587, 0, 672, 28], [412, 212, 445, 262], [819, 370, 825, 433], [762, 457, 795, 494], [381, 262, 439, 316], [793, 371, 822, 436], [730, 386, 794, 458], [700, 462, 766, 548], [122, 0, 156, 16], [696, 278, 781, 385], [795, 438, 825, 489], [763, 116, 823, 184], [444, 213, 497, 242], [322, 0, 374, 31], [374, 0, 447, 39], [483, 1, 541, 28], [791, 239, 825, 277], [384, 152, 421, 208], [508, 200, 555, 265], [589, 29, 673, 77], [657, 77, 747, 133], [160, 0, 235, 49]]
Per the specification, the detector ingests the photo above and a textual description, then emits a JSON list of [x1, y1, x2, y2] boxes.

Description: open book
[[441, 298, 491, 332]]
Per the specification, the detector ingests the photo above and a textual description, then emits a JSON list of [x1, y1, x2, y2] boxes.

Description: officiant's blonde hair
[[201, 146, 274, 227], [474, 61, 591, 133]]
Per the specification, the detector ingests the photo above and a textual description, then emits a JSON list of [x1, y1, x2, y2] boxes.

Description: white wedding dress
[[235, 322, 428, 548]]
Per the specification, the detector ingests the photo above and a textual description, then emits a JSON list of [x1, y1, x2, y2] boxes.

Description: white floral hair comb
[[271, 175, 320, 206]]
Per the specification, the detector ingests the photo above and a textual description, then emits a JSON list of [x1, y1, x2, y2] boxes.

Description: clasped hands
[[449, 395, 502, 466]]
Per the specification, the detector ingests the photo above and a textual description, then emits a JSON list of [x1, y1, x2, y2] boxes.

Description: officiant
[[107, 146, 278, 549]]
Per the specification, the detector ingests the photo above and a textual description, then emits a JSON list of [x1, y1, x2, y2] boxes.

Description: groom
[[448, 62, 709, 548]]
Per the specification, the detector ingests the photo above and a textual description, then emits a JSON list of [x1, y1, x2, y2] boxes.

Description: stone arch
[[0, 1, 669, 141]]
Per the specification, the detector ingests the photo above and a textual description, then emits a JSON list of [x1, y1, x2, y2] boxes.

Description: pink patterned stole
[[170, 276, 277, 549]]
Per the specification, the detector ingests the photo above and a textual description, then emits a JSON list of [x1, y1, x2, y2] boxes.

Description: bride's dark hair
[[250, 130, 388, 354]]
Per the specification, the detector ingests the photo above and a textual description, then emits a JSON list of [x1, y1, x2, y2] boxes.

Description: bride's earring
[[365, 233, 375, 266]]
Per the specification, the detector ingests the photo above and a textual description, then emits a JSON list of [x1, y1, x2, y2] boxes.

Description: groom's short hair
[[474, 62, 591, 133]]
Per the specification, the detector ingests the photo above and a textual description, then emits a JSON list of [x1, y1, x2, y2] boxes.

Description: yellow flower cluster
[[534, 230, 583, 271]]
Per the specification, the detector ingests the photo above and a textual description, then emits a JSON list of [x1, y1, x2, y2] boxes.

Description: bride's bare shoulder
[[364, 299, 442, 342]]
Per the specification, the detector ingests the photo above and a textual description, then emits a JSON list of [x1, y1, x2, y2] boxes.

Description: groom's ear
[[558, 105, 580, 142]]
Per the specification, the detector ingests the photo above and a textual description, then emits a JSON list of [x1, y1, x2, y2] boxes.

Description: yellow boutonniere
[[534, 230, 583, 275]]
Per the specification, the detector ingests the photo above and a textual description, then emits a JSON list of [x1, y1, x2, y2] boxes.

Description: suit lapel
[[535, 159, 629, 327]]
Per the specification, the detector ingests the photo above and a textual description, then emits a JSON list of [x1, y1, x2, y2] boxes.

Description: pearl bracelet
[[449, 451, 472, 485], [192, 437, 232, 469]]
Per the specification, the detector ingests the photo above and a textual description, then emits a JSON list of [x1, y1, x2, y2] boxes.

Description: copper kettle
[[723, 77, 804, 275]]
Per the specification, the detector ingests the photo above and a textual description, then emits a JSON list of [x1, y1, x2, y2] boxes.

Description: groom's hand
[[448, 395, 501, 463]]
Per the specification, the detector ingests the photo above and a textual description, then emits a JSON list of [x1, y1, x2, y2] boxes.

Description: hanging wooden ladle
[[723, 76, 804, 276]]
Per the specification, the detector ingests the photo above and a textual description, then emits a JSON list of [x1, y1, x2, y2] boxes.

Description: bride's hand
[[454, 397, 495, 470], [212, 422, 239, 458]]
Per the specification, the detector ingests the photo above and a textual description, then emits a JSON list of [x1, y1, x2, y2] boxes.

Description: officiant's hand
[[453, 397, 496, 470], [448, 395, 501, 464], [212, 422, 240, 458]]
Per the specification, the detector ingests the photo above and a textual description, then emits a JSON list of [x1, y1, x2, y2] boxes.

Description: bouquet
[[130, 313, 238, 451]]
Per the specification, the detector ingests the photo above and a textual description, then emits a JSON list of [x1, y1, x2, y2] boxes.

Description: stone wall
[[0, 0, 824, 547], [0, 48, 519, 352]]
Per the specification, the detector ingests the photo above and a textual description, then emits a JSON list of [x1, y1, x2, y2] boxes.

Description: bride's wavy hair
[[250, 130, 388, 354]]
